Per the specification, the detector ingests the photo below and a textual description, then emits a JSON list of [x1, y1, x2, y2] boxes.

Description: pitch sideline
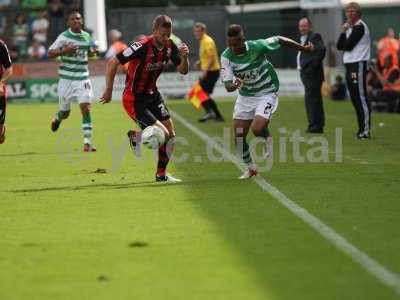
[[170, 110, 400, 295]]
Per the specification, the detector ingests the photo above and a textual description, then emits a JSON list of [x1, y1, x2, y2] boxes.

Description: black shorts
[[123, 91, 170, 130], [0, 93, 6, 125], [199, 70, 220, 95]]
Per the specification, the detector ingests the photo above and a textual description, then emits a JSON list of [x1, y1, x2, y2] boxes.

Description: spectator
[[377, 28, 399, 69], [367, 59, 382, 94], [297, 17, 326, 133], [104, 29, 127, 59], [331, 75, 347, 101], [370, 54, 400, 112], [48, 0, 65, 42], [336, 2, 372, 139], [28, 39, 46, 60], [8, 44, 19, 61], [13, 12, 29, 57], [31, 11, 49, 45], [105, 29, 128, 72]]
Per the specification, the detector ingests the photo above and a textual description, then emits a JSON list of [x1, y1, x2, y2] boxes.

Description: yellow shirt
[[199, 34, 220, 71]]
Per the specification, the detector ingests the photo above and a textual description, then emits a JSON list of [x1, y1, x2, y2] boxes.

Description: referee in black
[[337, 2, 371, 139]]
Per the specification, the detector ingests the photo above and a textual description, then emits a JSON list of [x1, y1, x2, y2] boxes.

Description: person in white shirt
[[31, 11, 49, 45], [337, 2, 371, 139], [28, 39, 46, 60]]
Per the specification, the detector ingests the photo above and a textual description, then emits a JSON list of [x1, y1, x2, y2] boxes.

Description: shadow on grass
[[0, 152, 37, 157], [8, 181, 171, 193], [7, 177, 238, 194], [166, 104, 389, 300]]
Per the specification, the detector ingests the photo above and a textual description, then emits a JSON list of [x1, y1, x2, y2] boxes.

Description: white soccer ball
[[141, 126, 165, 149]]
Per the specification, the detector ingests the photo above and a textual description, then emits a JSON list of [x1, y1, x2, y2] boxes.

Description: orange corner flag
[[187, 81, 209, 109]]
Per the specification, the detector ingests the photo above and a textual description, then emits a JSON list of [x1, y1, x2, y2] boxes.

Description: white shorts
[[58, 78, 93, 111], [233, 93, 279, 120]]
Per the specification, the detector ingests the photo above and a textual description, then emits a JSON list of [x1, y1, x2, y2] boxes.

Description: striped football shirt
[[48, 28, 92, 81], [221, 37, 281, 97]]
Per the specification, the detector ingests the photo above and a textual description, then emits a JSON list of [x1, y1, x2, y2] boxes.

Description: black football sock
[[208, 99, 223, 118], [201, 100, 212, 114]]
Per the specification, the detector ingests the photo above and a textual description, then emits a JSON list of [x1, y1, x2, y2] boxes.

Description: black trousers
[[345, 61, 371, 134], [300, 71, 325, 131]]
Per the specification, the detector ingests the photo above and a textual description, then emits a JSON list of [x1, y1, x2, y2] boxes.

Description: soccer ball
[[141, 126, 165, 149]]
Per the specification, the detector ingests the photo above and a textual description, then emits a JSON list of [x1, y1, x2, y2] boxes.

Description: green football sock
[[55, 111, 64, 121], [243, 140, 252, 164], [82, 113, 92, 145]]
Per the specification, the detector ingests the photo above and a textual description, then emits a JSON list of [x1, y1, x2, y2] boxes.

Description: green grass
[[0, 98, 399, 300]]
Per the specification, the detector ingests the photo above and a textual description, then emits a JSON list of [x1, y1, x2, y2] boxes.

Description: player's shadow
[[0, 152, 37, 157], [8, 181, 183, 194]]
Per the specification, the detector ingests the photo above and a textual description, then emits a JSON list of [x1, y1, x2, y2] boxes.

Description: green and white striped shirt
[[49, 28, 92, 81], [221, 37, 281, 97]]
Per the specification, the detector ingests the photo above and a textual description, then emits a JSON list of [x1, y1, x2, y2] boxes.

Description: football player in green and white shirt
[[221, 24, 313, 179], [48, 10, 98, 152]]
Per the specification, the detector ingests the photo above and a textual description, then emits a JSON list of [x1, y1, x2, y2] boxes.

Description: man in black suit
[[297, 17, 326, 133]]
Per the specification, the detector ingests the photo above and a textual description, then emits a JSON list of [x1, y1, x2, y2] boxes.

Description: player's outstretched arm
[[277, 36, 314, 52], [100, 57, 120, 104], [176, 43, 189, 75]]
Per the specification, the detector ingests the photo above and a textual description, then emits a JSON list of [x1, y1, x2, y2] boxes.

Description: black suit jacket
[[299, 32, 326, 82]]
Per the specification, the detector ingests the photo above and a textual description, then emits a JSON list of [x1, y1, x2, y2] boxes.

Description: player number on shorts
[[84, 82, 91, 90], [264, 103, 272, 115], [158, 103, 168, 117]]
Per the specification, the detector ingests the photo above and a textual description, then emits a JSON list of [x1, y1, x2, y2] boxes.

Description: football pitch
[[1, 97, 400, 300]]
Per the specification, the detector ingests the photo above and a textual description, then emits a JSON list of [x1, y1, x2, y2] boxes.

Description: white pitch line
[[329, 149, 370, 165], [170, 110, 400, 295]]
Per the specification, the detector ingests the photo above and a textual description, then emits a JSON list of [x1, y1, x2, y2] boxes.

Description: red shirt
[[116, 35, 181, 95], [0, 40, 11, 78]]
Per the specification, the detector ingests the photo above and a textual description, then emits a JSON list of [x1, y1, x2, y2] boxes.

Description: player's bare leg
[[0, 124, 5, 144], [51, 110, 70, 132], [252, 115, 272, 159], [80, 102, 96, 152], [155, 119, 181, 183], [0, 92, 6, 144], [128, 120, 170, 154], [234, 119, 258, 179], [127, 128, 141, 156]]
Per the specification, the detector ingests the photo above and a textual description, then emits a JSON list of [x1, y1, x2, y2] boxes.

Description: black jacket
[[299, 32, 326, 81]]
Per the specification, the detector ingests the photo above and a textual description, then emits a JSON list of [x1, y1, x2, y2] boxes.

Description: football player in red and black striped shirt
[[0, 39, 12, 144], [101, 15, 189, 182]]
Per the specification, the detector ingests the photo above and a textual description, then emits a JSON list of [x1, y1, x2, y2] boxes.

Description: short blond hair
[[345, 2, 362, 16], [194, 22, 206, 31]]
